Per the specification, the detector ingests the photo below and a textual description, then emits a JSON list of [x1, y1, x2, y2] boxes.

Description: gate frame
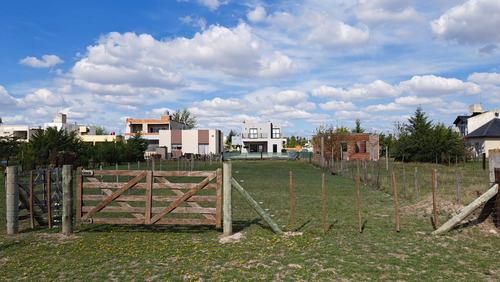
[[76, 168, 222, 227]]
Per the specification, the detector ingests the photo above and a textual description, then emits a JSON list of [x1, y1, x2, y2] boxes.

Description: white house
[[0, 124, 41, 142], [44, 113, 97, 136], [453, 104, 500, 157], [238, 121, 283, 153]]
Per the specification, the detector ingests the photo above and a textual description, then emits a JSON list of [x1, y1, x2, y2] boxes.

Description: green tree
[[124, 133, 149, 162], [28, 127, 85, 167], [393, 107, 464, 162], [172, 107, 197, 129], [0, 136, 20, 161], [95, 126, 108, 135], [352, 119, 365, 133]]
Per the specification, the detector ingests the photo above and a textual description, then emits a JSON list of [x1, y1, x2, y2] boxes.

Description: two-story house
[[238, 121, 283, 153], [44, 113, 97, 136], [125, 115, 188, 152], [125, 114, 223, 158], [453, 104, 500, 157]]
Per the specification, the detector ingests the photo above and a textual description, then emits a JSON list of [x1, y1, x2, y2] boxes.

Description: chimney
[[469, 104, 483, 114], [53, 113, 67, 123]]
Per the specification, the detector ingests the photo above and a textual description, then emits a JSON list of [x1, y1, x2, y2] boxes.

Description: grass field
[[1, 160, 500, 280]]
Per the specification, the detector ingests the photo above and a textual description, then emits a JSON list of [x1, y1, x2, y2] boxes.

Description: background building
[[237, 121, 283, 153], [159, 129, 223, 158]]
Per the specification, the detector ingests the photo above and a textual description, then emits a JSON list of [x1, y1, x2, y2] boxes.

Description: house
[[44, 113, 97, 136], [453, 104, 500, 157], [125, 114, 188, 152], [159, 129, 223, 158], [125, 114, 223, 158], [313, 133, 379, 161], [0, 124, 41, 142], [236, 121, 283, 153]]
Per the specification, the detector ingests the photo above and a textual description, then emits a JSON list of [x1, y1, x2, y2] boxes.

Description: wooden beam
[[433, 184, 499, 235], [231, 178, 283, 235]]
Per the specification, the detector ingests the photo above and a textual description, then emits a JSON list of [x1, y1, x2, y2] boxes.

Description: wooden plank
[[100, 189, 145, 220], [433, 184, 499, 234], [89, 218, 215, 225], [156, 176, 216, 221], [215, 168, 222, 228], [145, 171, 153, 224], [82, 206, 216, 214], [82, 171, 147, 220], [82, 182, 218, 190], [153, 171, 215, 177], [231, 178, 283, 235], [76, 167, 83, 225], [82, 195, 217, 202], [19, 189, 46, 226], [150, 172, 216, 224], [47, 170, 52, 229], [29, 170, 34, 228]]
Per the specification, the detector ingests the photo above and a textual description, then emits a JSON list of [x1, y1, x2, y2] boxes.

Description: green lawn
[[1, 160, 499, 280]]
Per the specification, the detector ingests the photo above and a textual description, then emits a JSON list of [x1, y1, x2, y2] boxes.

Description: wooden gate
[[17, 168, 62, 228], [76, 168, 222, 227]]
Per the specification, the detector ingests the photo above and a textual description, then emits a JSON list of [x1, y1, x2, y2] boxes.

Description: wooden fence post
[[223, 162, 232, 236], [357, 173, 362, 233], [6, 166, 19, 234], [290, 171, 294, 230], [414, 167, 418, 199], [322, 173, 326, 233], [432, 169, 438, 229], [46, 170, 52, 229], [30, 170, 34, 229], [456, 169, 461, 204], [62, 165, 73, 235], [402, 164, 406, 199], [392, 172, 400, 232]]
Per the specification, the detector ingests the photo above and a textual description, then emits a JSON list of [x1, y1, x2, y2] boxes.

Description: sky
[[1, 0, 500, 138]]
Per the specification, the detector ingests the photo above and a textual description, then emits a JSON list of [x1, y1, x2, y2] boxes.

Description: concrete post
[[223, 162, 232, 236], [62, 165, 73, 235], [6, 166, 19, 234], [489, 149, 500, 186]]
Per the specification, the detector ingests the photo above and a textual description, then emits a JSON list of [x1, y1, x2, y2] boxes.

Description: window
[[272, 128, 280, 139], [249, 128, 258, 139], [149, 126, 169, 133], [459, 124, 467, 136], [172, 144, 182, 151]]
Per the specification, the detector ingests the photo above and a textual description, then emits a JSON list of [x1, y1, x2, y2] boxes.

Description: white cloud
[[0, 86, 18, 106], [398, 75, 480, 96], [468, 72, 500, 85], [179, 15, 207, 30], [355, 0, 423, 24], [364, 103, 404, 112], [312, 80, 401, 101], [430, 0, 500, 44], [193, 97, 247, 112], [21, 89, 66, 106], [71, 25, 296, 100], [319, 101, 357, 111], [19, 55, 64, 68], [305, 13, 370, 48], [197, 0, 221, 11], [247, 6, 267, 23]]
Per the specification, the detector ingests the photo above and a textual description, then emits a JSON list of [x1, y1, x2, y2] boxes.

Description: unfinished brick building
[[313, 133, 380, 161]]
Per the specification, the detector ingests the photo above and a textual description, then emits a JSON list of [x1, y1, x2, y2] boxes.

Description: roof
[[453, 115, 469, 125], [467, 118, 500, 138]]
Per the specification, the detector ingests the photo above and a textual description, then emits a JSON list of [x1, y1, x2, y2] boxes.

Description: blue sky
[[1, 0, 500, 138]]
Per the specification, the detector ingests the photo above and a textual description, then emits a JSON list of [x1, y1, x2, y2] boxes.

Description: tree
[[95, 126, 108, 135], [172, 107, 197, 129], [28, 127, 85, 167], [393, 107, 464, 162], [352, 119, 365, 133], [0, 136, 20, 160], [124, 133, 149, 162]]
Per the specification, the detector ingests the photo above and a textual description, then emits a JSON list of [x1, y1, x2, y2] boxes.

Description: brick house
[[313, 133, 379, 161]]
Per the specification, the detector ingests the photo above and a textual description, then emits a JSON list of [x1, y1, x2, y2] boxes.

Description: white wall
[[182, 130, 199, 154], [468, 109, 500, 133]]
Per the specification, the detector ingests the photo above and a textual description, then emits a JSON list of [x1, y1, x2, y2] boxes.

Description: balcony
[[242, 133, 282, 139]]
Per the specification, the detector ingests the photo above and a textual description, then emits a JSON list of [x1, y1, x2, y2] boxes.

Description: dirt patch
[[219, 232, 245, 244], [36, 233, 81, 244]]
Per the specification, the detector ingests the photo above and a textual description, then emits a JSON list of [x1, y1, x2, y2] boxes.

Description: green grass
[[1, 160, 500, 280]]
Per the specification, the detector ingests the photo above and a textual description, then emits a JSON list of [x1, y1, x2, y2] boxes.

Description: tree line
[[0, 127, 149, 169]]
